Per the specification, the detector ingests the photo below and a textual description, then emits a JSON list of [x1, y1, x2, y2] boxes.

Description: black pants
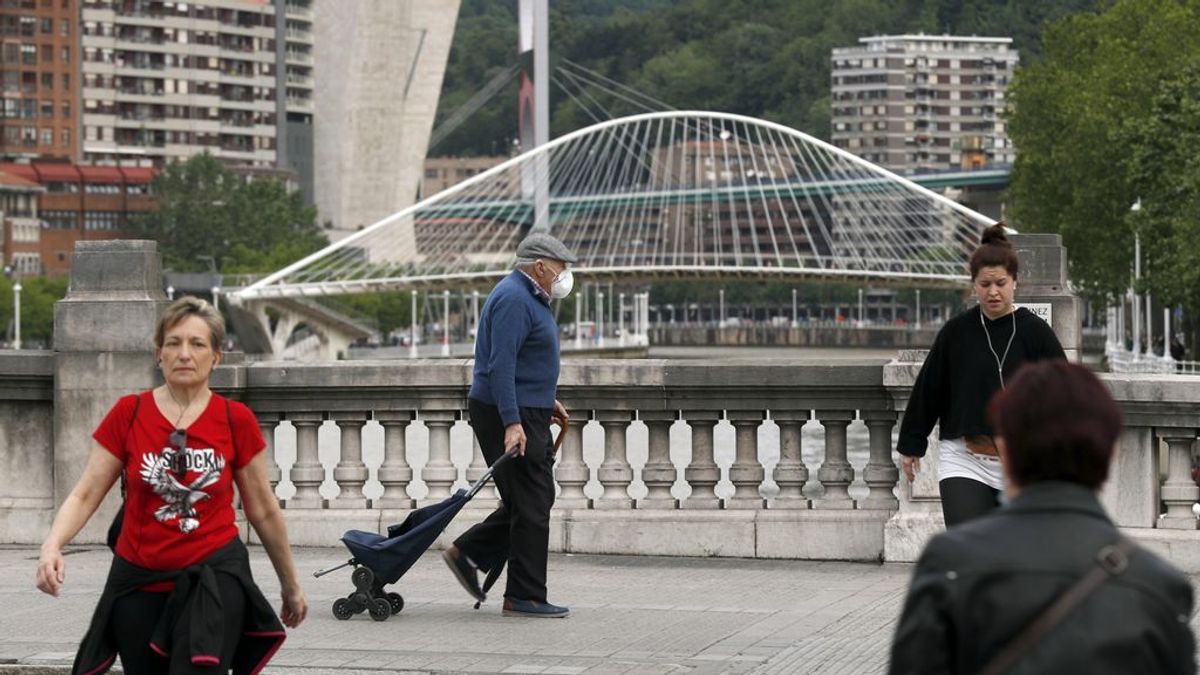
[[111, 573, 246, 674], [454, 399, 556, 603], [939, 477, 1001, 528]]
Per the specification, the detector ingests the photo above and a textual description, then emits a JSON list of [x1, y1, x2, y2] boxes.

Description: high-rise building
[[78, 0, 279, 167], [0, 0, 81, 161], [830, 34, 1018, 174], [275, 0, 312, 203]]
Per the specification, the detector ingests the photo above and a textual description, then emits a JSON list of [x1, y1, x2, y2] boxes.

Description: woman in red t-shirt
[[35, 296, 307, 674]]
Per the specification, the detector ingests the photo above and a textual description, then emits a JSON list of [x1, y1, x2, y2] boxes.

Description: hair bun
[[980, 223, 1011, 247]]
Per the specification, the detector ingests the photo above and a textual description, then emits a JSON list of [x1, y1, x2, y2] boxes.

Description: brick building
[[0, 0, 81, 161], [0, 161, 154, 274]]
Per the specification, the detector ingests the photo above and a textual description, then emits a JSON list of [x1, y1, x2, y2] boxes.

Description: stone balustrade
[[6, 350, 1195, 570]]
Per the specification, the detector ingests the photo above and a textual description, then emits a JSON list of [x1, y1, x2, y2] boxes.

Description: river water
[[271, 346, 905, 503]]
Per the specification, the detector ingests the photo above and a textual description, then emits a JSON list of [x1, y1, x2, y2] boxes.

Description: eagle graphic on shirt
[[140, 444, 225, 534]]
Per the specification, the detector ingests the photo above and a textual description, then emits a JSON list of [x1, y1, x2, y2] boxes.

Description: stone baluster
[[288, 412, 325, 508], [814, 410, 856, 509], [861, 411, 899, 510], [419, 410, 458, 506], [375, 410, 415, 509], [1157, 429, 1199, 530], [553, 413, 589, 509], [771, 410, 810, 508], [725, 410, 766, 509], [466, 426, 499, 510], [257, 412, 281, 497], [594, 410, 634, 509], [639, 410, 678, 509], [681, 411, 721, 509], [330, 412, 369, 508]]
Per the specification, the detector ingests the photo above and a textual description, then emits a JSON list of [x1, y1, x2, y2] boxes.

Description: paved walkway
[[3, 546, 1196, 674], [1, 545, 912, 674]]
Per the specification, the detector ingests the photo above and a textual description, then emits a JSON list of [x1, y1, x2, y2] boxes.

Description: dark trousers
[[454, 399, 556, 603], [111, 574, 246, 674], [939, 477, 1001, 528]]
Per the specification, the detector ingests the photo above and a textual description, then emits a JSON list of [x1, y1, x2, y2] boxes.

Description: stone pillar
[[814, 411, 856, 509], [1010, 233, 1082, 362], [639, 410, 677, 509], [419, 410, 458, 505], [329, 411, 369, 508], [725, 411, 765, 509], [54, 240, 165, 543], [1157, 430, 1199, 530], [861, 411, 899, 510], [594, 410, 634, 509], [681, 412, 721, 509], [375, 410, 415, 509], [770, 410, 810, 509], [553, 416, 588, 509], [287, 413, 325, 508]]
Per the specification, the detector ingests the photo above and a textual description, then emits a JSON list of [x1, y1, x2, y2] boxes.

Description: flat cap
[[516, 232, 578, 264]]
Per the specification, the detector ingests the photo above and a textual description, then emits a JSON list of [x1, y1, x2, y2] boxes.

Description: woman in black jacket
[[890, 361, 1195, 674], [896, 224, 1065, 526]]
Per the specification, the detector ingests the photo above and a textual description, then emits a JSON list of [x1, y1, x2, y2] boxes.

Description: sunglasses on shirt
[[167, 428, 188, 475]]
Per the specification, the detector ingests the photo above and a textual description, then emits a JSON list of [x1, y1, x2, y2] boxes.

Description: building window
[[41, 128, 52, 145], [60, 127, 69, 145], [42, 210, 75, 229], [22, 44, 36, 64], [60, 19, 69, 36], [61, 46, 69, 63], [61, 102, 69, 118], [41, 17, 52, 34], [41, 100, 52, 117], [61, 73, 69, 89]]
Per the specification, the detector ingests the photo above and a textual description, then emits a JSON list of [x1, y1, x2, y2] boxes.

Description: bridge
[[231, 111, 995, 304]]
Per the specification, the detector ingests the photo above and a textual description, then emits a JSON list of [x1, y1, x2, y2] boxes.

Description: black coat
[[890, 482, 1195, 674]]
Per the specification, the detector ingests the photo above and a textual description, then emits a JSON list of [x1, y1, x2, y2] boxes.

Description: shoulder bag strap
[[980, 537, 1137, 675], [120, 393, 142, 499]]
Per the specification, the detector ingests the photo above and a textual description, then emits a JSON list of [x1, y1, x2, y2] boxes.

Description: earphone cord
[[981, 309, 1017, 389]]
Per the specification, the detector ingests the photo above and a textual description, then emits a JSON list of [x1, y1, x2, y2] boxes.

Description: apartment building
[[78, 0, 278, 167], [0, 0, 81, 161], [830, 34, 1018, 174], [274, 0, 311, 202]]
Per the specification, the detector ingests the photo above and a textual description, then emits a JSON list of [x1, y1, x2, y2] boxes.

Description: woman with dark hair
[[896, 223, 1066, 526], [890, 361, 1195, 674], [35, 296, 307, 674]]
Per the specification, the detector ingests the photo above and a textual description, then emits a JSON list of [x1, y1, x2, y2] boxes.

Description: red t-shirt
[[94, 391, 265, 587]]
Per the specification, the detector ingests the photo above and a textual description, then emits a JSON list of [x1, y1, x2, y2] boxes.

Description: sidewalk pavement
[[2, 545, 1196, 675]]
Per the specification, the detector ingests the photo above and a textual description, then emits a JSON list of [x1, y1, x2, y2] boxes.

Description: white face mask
[[550, 268, 574, 299]]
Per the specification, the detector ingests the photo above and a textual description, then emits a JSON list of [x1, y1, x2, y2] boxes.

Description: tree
[[1123, 61, 1200, 357], [0, 274, 68, 348], [1006, 0, 1200, 300], [129, 153, 327, 273]]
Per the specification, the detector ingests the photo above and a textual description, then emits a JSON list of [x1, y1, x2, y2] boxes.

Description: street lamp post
[[409, 290, 418, 359], [442, 290, 450, 357], [211, 285, 219, 311], [12, 279, 21, 350]]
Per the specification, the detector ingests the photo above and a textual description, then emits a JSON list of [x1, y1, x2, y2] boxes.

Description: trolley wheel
[[386, 592, 404, 615], [332, 597, 353, 621], [368, 597, 391, 622], [351, 566, 374, 591]]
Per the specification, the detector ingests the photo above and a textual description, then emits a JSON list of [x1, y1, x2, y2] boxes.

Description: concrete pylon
[[53, 240, 166, 543]]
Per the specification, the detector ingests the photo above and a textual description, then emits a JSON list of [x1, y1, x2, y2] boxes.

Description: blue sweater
[[469, 270, 560, 426]]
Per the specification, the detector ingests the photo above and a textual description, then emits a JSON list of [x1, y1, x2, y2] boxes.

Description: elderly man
[[443, 232, 575, 618]]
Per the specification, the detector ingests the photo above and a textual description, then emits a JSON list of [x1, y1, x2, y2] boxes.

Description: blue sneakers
[[502, 597, 570, 618]]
